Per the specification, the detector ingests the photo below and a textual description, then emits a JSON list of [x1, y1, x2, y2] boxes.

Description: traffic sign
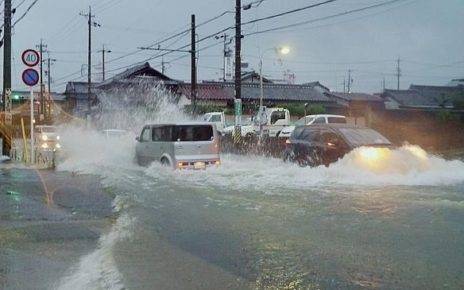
[[22, 68, 40, 86], [22, 49, 40, 67]]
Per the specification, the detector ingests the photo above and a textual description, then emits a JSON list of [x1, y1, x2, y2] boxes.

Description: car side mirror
[[135, 136, 140, 142]]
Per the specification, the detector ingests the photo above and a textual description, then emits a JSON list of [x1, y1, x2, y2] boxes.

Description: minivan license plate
[[194, 162, 206, 169]]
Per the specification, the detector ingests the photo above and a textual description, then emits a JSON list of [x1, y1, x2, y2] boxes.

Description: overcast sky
[[5, 0, 464, 93]]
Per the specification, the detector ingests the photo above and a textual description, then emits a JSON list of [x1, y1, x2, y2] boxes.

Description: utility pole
[[347, 69, 352, 93], [36, 39, 47, 119], [80, 6, 100, 114], [234, 0, 242, 137], [100, 45, 111, 81], [396, 57, 401, 90], [45, 57, 56, 120], [191, 14, 197, 115], [161, 56, 166, 74], [2, 0, 11, 111]]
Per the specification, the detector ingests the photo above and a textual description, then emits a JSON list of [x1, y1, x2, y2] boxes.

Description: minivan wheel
[[297, 150, 321, 168], [160, 157, 171, 167]]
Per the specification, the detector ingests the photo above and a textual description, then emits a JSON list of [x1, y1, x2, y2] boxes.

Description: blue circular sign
[[22, 68, 39, 86]]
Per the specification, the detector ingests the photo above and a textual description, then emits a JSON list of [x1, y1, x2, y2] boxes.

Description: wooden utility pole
[[100, 45, 111, 81], [2, 0, 11, 111], [396, 57, 401, 90], [191, 14, 197, 114], [37, 39, 47, 117], [234, 0, 242, 138], [80, 6, 99, 113]]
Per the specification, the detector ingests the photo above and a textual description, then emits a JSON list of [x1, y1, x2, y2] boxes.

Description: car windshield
[[172, 125, 213, 141], [339, 128, 391, 146], [40, 126, 56, 133]]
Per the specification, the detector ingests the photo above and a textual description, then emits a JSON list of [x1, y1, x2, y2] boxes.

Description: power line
[[245, 0, 406, 36], [12, 0, 39, 26], [242, 0, 337, 26]]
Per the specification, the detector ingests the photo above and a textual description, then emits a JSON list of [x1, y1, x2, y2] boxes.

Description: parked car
[[202, 112, 227, 132], [101, 129, 129, 139], [278, 114, 346, 138], [283, 124, 392, 167], [135, 122, 221, 169], [222, 107, 291, 138], [34, 125, 61, 151]]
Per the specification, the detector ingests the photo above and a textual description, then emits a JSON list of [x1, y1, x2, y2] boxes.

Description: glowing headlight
[[405, 146, 427, 160], [55, 143, 61, 149], [56, 135, 60, 140], [41, 135, 48, 141], [358, 147, 391, 164], [41, 143, 49, 149], [359, 147, 381, 161]]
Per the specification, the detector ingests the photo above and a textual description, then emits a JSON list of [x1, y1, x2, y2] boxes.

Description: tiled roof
[[96, 62, 175, 88], [383, 89, 453, 108], [178, 82, 331, 102], [326, 92, 384, 102], [64, 82, 97, 95]]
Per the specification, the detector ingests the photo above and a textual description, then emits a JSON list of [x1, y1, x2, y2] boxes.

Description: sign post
[[21, 49, 40, 164]]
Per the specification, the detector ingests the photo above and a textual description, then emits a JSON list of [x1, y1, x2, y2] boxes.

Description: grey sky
[[6, 0, 464, 93]]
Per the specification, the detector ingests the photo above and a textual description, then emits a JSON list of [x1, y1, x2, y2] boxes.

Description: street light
[[258, 46, 291, 143]]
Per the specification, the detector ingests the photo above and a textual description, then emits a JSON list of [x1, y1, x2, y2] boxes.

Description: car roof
[[295, 123, 370, 131], [304, 114, 346, 118]]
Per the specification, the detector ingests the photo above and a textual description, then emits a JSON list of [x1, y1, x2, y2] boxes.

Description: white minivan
[[135, 122, 220, 169]]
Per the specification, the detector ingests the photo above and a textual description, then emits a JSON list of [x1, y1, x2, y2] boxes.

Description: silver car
[[135, 122, 221, 169]]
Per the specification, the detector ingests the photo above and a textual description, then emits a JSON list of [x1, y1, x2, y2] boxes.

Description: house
[[63, 82, 98, 116], [381, 84, 464, 110], [176, 81, 334, 109]]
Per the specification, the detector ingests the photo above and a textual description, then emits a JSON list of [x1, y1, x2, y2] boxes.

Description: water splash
[[145, 144, 464, 191]]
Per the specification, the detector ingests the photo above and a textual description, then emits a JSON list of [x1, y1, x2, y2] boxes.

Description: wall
[[371, 110, 464, 151]]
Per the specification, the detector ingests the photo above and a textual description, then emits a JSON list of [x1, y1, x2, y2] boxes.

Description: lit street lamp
[[258, 46, 290, 143]]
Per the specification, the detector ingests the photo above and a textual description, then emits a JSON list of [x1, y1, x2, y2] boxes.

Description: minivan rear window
[[173, 125, 213, 142]]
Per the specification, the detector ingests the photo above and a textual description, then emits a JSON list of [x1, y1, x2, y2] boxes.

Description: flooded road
[[55, 129, 464, 289]]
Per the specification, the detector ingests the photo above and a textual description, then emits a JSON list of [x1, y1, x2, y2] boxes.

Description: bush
[[279, 103, 326, 117]]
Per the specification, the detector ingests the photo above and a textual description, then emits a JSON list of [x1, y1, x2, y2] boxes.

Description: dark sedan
[[283, 124, 392, 167]]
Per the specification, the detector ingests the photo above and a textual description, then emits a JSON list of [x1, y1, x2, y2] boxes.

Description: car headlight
[[55, 143, 61, 149], [41, 135, 48, 141], [41, 143, 49, 149], [56, 135, 60, 140]]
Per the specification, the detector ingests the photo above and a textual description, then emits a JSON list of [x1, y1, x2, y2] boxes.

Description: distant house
[[64, 82, 98, 116], [177, 81, 333, 109], [382, 84, 464, 110], [447, 78, 464, 87], [96, 62, 178, 90]]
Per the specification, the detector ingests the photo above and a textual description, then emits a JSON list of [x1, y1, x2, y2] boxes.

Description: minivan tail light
[[285, 139, 291, 144]]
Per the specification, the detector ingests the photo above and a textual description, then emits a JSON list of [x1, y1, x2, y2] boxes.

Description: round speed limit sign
[[22, 49, 40, 67]]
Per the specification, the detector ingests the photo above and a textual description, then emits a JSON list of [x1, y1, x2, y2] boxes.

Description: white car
[[35, 125, 61, 151], [278, 114, 346, 138]]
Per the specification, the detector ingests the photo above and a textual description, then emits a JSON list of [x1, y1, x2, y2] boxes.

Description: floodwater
[[18, 87, 462, 290], [52, 123, 464, 290]]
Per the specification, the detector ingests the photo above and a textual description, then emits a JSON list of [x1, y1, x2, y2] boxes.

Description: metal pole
[[2, 0, 11, 111], [191, 14, 197, 115], [102, 45, 106, 81], [39, 39, 44, 117], [223, 34, 227, 82], [30, 89, 34, 164], [234, 0, 242, 140], [259, 58, 264, 143], [87, 6, 92, 113]]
